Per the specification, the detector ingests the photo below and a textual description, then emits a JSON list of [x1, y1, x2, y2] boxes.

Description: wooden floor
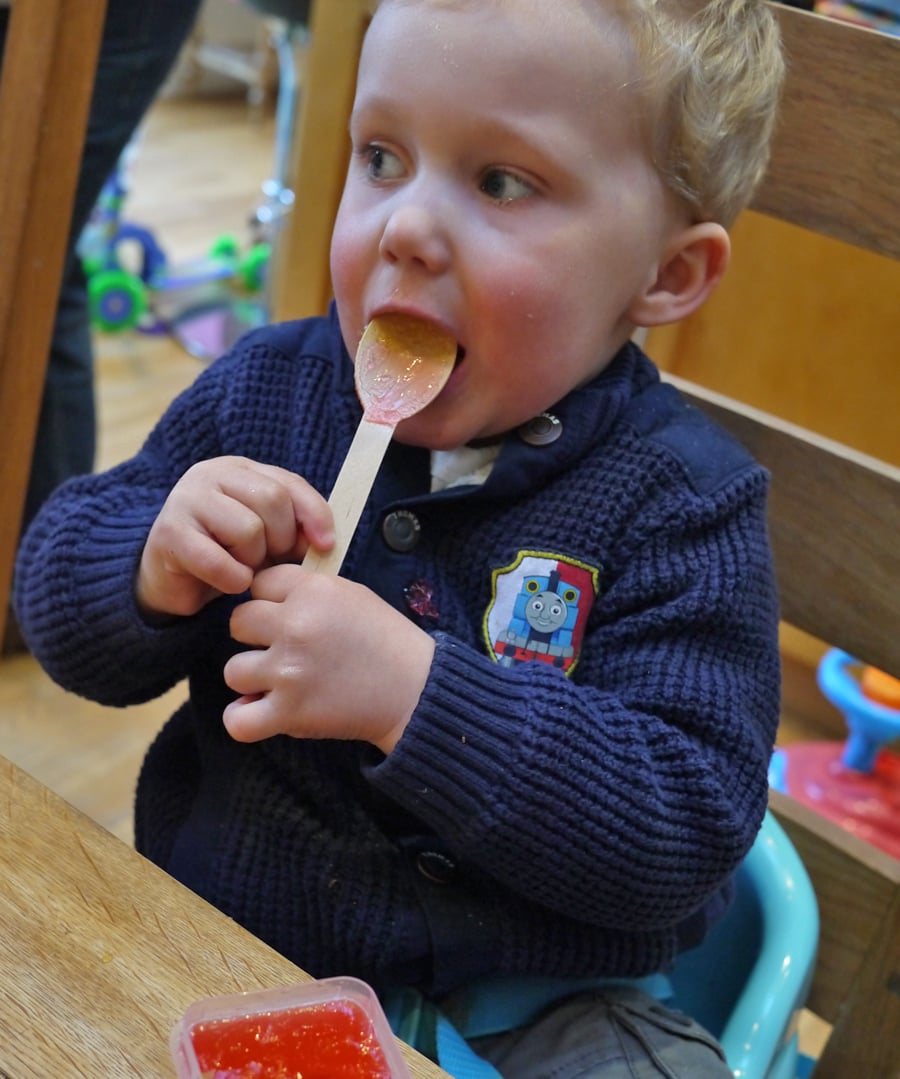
[[0, 93, 841, 850]]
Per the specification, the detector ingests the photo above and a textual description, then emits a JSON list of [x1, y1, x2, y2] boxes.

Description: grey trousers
[[469, 988, 732, 1079]]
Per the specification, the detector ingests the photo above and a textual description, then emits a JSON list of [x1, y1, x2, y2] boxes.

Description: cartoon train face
[[496, 568, 582, 669]]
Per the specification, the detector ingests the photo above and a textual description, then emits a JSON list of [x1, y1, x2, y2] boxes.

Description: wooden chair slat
[[667, 375, 900, 679], [270, 0, 373, 321], [675, 10, 900, 1072], [770, 790, 900, 1078], [754, 9, 900, 259]]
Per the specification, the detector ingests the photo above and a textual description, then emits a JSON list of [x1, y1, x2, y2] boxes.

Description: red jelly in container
[[170, 976, 411, 1079]]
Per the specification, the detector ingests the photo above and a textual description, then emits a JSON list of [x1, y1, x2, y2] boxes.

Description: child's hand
[[136, 457, 335, 619], [222, 563, 435, 753]]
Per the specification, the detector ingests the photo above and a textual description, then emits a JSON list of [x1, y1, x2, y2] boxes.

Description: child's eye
[[362, 144, 404, 181], [480, 168, 533, 203]]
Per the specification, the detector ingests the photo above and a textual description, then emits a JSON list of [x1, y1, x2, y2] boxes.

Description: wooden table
[[0, 755, 449, 1077]]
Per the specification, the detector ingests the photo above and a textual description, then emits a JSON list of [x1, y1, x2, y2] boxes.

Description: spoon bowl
[[355, 313, 457, 426]]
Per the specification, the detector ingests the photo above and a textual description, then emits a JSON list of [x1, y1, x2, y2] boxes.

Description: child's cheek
[[329, 235, 364, 347]]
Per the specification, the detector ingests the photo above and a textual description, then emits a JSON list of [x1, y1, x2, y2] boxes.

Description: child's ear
[[627, 222, 731, 327]]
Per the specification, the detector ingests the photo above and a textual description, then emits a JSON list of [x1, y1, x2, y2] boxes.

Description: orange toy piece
[[861, 666, 900, 710]]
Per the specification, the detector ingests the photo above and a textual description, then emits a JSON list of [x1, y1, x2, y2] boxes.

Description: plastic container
[[170, 975, 411, 1079]]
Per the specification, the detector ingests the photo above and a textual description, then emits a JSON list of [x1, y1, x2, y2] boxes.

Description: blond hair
[[621, 0, 785, 225], [371, 0, 785, 227]]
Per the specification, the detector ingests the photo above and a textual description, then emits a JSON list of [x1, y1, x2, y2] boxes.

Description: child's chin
[[394, 416, 472, 453]]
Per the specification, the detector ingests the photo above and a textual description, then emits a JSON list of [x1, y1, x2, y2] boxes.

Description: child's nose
[[379, 204, 451, 274]]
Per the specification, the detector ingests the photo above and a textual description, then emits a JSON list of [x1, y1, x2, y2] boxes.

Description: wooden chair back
[[270, 0, 374, 321], [0, 0, 109, 643], [669, 9, 900, 1077]]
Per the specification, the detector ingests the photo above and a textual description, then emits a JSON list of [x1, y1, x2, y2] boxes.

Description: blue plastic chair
[[386, 813, 819, 1079], [669, 812, 819, 1079]]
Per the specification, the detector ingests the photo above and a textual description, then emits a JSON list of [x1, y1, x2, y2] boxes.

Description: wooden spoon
[[302, 313, 457, 574]]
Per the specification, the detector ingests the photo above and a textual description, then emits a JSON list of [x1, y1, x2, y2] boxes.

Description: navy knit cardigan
[[15, 306, 780, 997]]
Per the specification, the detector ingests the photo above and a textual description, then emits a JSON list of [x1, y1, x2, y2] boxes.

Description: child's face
[[330, 0, 678, 450]]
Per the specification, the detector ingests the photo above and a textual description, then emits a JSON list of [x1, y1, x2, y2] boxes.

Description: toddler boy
[[16, 0, 785, 1074]]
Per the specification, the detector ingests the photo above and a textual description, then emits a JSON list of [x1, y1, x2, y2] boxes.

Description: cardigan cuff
[[366, 633, 539, 835]]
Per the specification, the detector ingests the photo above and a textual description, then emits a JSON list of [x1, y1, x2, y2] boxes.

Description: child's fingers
[[276, 470, 336, 558], [146, 497, 260, 592], [229, 594, 283, 646], [205, 461, 335, 563], [223, 689, 333, 744], [137, 520, 252, 617], [139, 457, 333, 619], [247, 562, 309, 602], [171, 527, 256, 596], [222, 693, 279, 743], [213, 464, 308, 561], [223, 646, 269, 699]]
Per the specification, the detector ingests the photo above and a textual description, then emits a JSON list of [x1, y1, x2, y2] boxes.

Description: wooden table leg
[[0, 0, 108, 642]]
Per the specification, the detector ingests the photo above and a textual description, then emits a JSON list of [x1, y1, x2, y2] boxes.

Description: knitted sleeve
[[14, 359, 233, 704], [367, 466, 780, 934], [14, 321, 341, 706]]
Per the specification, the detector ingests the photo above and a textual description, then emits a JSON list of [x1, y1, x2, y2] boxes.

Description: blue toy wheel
[[88, 269, 147, 332]]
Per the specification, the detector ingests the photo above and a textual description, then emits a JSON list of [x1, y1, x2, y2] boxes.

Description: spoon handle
[[302, 416, 395, 575]]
